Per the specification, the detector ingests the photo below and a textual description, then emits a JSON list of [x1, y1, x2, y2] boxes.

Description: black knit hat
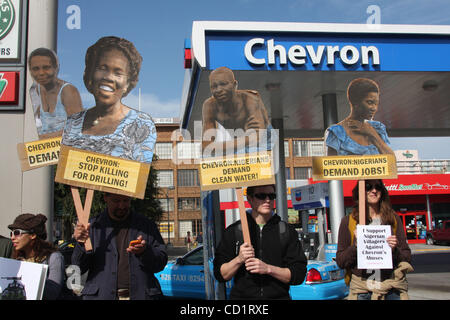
[[8, 213, 48, 240]]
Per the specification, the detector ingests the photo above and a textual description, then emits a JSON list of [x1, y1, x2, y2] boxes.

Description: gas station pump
[[299, 209, 326, 260], [292, 183, 331, 260]]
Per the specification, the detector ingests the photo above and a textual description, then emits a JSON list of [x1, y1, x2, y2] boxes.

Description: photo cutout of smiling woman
[[61, 36, 156, 164], [28, 48, 83, 139], [325, 78, 394, 156]]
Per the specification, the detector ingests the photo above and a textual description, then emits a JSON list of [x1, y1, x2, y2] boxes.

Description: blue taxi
[[155, 246, 348, 300]]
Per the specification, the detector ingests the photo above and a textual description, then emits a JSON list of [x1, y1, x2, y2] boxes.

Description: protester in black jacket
[[0, 235, 13, 258], [214, 184, 307, 299], [72, 193, 167, 300]]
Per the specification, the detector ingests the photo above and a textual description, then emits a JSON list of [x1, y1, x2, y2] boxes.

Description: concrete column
[[316, 208, 325, 260], [0, 1, 57, 239], [267, 83, 288, 222], [272, 118, 288, 222], [322, 93, 345, 244], [426, 194, 432, 230]]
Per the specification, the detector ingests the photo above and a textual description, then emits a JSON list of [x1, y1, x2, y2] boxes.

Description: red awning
[[342, 174, 450, 197]]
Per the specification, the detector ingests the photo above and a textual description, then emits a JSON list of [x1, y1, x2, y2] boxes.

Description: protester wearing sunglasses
[[336, 179, 412, 300], [213, 184, 307, 299], [8, 213, 65, 300]]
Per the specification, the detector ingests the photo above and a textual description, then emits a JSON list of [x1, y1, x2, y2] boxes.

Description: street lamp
[[163, 186, 175, 246]]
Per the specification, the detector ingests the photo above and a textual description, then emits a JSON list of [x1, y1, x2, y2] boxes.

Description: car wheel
[[426, 236, 434, 245]]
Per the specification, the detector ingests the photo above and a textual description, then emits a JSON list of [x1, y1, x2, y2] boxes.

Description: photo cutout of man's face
[[209, 68, 237, 103]]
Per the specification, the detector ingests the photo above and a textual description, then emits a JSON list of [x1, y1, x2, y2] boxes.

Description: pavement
[[167, 243, 450, 259], [408, 243, 450, 300], [166, 243, 450, 300], [409, 243, 450, 254], [167, 245, 190, 260]]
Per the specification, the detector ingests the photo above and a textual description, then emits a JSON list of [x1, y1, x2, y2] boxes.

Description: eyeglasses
[[253, 193, 277, 200], [10, 229, 31, 237], [365, 183, 383, 191]]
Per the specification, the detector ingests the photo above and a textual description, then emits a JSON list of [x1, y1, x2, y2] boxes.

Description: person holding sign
[[71, 193, 167, 300], [213, 184, 307, 299], [336, 180, 412, 300], [202, 67, 272, 156], [28, 48, 83, 139], [0, 235, 12, 258], [61, 36, 156, 163], [325, 78, 394, 156], [8, 213, 65, 300]]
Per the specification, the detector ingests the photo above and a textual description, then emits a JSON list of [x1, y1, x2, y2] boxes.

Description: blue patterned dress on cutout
[[325, 120, 390, 155], [62, 108, 156, 163]]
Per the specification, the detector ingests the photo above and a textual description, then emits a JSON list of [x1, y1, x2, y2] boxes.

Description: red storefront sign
[[342, 174, 450, 196], [220, 174, 450, 210], [0, 71, 19, 105]]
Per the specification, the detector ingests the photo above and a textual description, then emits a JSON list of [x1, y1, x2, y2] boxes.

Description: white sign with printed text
[[357, 225, 393, 269]]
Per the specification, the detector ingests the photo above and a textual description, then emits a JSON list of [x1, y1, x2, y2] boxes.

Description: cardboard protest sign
[[201, 67, 276, 244], [55, 36, 156, 199], [312, 154, 397, 181], [16, 47, 83, 171], [319, 77, 398, 227], [202, 66, 271, 155], [356, 225, 393, 270], [56, 145, 150, 199], [199, 152, 275, 191], [324, 78, 394, 157], [17, 136, 61, 171], [28, 47, 83, 140], [53, 36, 157, 238], [0, 257, 48, 300]]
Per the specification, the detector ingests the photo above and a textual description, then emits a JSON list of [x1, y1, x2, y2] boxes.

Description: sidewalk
[[167, 245, 189, 260]]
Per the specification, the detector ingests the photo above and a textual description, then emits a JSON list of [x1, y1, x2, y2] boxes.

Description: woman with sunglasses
[[213, 184, 307, 299], [8, 213, 65, 300], [336, 180, 412, 300]]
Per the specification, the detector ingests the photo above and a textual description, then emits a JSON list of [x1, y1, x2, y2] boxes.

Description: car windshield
[[183, 248, 204, 265]]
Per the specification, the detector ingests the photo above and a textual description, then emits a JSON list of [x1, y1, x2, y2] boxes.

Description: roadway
[[408, 244, 450, 300], [167, 243, 450, 300]]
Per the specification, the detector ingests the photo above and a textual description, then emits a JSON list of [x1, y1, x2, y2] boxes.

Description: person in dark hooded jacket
[[214, 184, 307, 299]]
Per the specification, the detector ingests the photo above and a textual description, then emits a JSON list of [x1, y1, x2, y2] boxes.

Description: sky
[[56, 0, 450, 160]]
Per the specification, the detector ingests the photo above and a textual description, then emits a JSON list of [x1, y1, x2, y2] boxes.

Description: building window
[[284, 141, 290, 157], [177, 169, 199, 186], [179, 220, 203, 238], [177, 142, 201, 159], [159, 198, 174, 212], [192, 219, 202, 236], [293, 140, 325, 157], [294, 167, 311, 180], [156, 170, 173, 187], [310, 141, 325, 156], [178, 197, 201, 210], [293, 141, 307, 157], [155, 143, 173, 159]]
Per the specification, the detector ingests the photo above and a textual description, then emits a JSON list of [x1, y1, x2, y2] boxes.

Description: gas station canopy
[[180, 21, 450, 138]]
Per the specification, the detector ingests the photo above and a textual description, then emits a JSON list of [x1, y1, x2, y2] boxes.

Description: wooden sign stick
[[358, 180, 366, 226], [235, 187, 251, 245], [71, 187, 94, 251]]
